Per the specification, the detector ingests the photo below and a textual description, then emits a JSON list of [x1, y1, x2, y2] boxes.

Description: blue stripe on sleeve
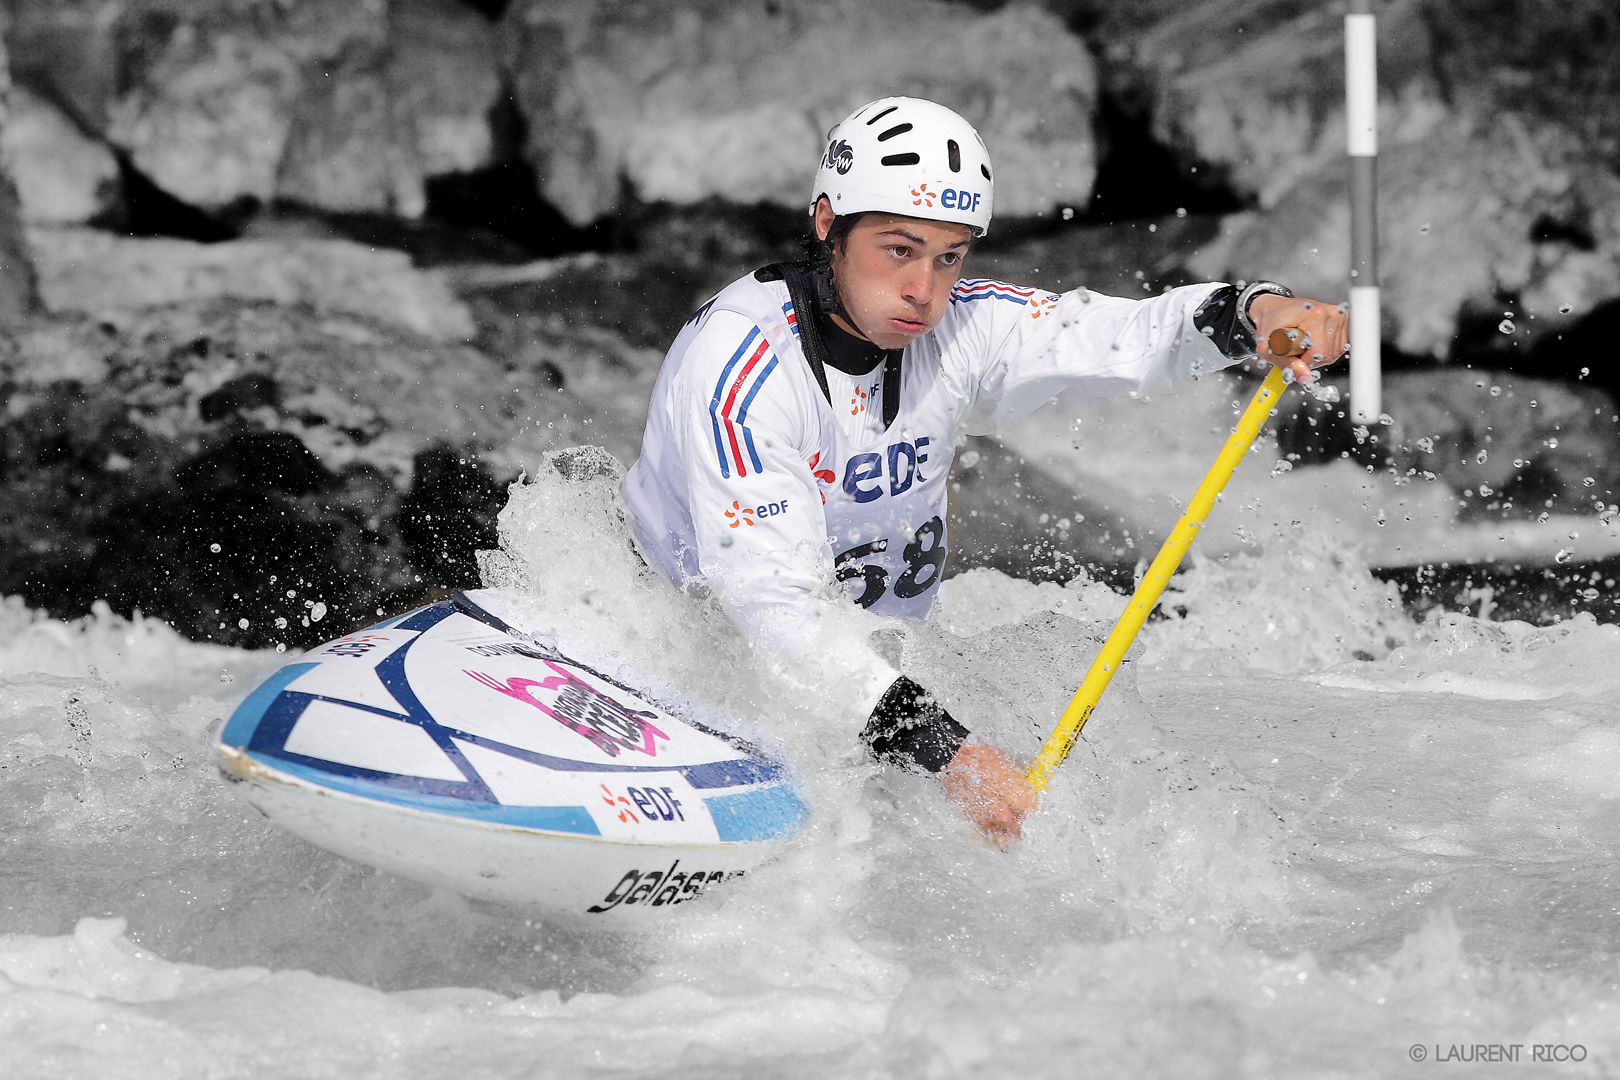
[[707, 327, 760, 478], [736, 354, 778, 473]]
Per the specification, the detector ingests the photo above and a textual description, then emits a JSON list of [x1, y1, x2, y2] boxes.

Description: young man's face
[[814, 199, 973, 350]]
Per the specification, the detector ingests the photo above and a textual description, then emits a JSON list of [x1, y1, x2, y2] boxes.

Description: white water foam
[[4, 453, 1620, 1077]]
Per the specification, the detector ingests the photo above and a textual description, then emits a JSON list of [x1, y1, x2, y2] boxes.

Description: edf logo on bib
[[841, 438, 931, 503]]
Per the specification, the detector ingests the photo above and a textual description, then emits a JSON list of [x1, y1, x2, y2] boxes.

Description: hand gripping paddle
[[1026, 330, 1311, 792]]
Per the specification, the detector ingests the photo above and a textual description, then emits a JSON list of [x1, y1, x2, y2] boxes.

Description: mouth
[[888, 316, 927, 335]]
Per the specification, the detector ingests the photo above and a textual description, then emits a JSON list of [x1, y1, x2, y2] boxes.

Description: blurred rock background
[[0, 0, 1616, 645]]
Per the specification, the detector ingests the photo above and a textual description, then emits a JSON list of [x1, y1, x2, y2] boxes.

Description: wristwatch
[[1236, 280, 1294, 337]]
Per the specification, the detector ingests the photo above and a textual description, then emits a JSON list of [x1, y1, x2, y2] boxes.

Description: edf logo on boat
[[841, 437, 932, 503], [600, 782, 684, 825], [321, 633, 393, 658]]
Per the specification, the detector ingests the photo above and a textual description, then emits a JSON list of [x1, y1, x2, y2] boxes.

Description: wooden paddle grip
[[1267, 327, 1309, 357]]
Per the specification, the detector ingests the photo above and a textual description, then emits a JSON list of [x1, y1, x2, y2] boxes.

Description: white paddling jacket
[[623, 268, 1241, 687]]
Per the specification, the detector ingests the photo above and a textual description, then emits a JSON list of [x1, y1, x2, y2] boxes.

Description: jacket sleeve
[[967, 282, 1241, 422], [654, 315, 819, 625], [663, 311, 899, 712]]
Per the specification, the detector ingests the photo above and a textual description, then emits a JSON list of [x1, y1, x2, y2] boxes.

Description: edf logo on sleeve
[[939, 189, 982, 212], [724, 499, 790, 526]]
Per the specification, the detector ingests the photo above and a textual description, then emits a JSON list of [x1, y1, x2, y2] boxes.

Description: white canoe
[[213, 590, 807, 920]]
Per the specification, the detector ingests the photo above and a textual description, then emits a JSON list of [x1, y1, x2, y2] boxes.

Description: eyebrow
[[876, 227, 971, 251]]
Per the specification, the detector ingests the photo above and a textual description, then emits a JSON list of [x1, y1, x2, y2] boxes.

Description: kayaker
[[623, 97, 1346, 846]]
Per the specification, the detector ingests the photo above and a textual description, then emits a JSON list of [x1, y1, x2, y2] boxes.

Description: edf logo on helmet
[[913, 184, 982, 211]]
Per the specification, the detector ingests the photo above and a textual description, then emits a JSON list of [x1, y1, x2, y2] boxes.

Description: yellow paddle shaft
[[1026, 365, 1290, 792]]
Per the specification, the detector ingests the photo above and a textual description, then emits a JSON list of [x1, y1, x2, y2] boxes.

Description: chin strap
[[769, 213, 904, 428], [810, 214, 861, 322]]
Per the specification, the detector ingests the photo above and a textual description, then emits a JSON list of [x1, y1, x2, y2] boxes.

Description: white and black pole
[[1346, 0, 1380, 423]]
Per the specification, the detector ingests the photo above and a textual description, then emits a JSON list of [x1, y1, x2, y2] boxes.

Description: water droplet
[[1489, 385, 1501, 397], [720, 534, 734, 547], [1555, 548, 1573, 564], [1176, 207, 1187, 218], [959, 450, 981, 469], [1581, 367, 1590, 378], [1419, 223, 1431, 234], [1560, 303, 1574, 315], [1583, 476, 1596, 487], [1476, 449, 1488, 464], [274, 617, 287, 629], [1498, 319, 1516, 334], [310, 602, 327, 623], [1061, 206, 1075, 221], [1582, 587, 1600, 601], [1378, 413, 1393, 426], [210, 543, 221, 553], [237, 618, 250, 630], [1270, 459, 1294, 477], [1538, 512, 1550, 523]]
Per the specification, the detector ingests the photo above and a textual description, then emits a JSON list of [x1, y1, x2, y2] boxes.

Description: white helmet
[[809, 97, 994, 237]]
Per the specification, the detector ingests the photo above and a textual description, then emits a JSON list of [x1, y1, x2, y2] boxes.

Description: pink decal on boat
[[465, 664, 669, 758]]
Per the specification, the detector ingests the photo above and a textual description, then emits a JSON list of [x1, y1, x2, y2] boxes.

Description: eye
[[939, 252, 961, 267], [887, 245, 911, 259]]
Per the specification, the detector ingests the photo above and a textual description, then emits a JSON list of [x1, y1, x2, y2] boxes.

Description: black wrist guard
[[861, 676, 971, 774], [1192, 284, 1257, 359]]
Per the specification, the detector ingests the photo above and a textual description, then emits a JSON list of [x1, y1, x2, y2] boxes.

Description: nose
[[899, 260, 938, 311]]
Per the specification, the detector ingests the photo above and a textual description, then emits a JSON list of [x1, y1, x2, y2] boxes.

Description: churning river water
[[4, 377, 1618, 1079]]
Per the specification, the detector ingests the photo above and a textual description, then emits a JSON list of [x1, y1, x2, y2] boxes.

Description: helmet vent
[[877, 123, 913, 142], [865, 105, 899, 126], [980, 163, 992, 181], [881, 153, 921, 166], [947, 140, 961, 172]]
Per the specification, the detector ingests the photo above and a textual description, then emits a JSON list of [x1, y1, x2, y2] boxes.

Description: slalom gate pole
[[1346, 0, 1382, 424], [1026, 360, 1292, 793]]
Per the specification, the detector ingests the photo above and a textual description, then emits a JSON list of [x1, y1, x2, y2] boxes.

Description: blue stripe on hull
[[250, 753, 602, 836], [704, 785, 809, 842], [220, 662, 319, 748]]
